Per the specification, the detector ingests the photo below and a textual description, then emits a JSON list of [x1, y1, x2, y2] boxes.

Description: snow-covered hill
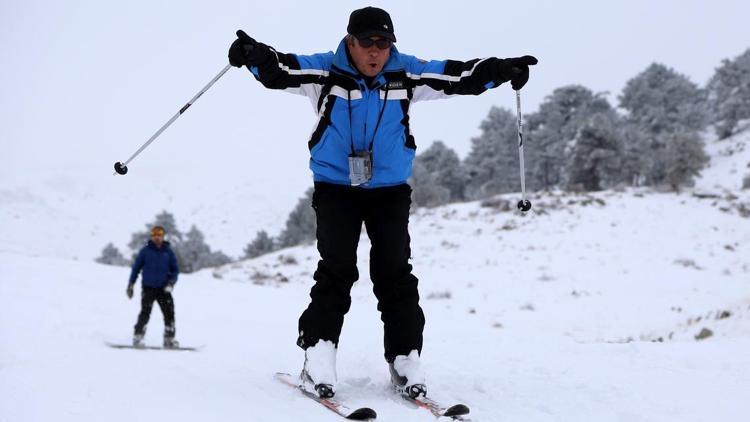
[[1, 130, 749, 421], [1, 127, 748, 263], [697, 128, 750, 191], [0, 169, 311, 261], [2, 188, 750, 421]]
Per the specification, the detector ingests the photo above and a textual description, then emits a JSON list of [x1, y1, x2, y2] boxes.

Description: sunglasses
[[357, 37, 392, 50]]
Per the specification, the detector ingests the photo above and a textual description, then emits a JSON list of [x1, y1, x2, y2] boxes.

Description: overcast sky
[[1, 0, 748, 186]]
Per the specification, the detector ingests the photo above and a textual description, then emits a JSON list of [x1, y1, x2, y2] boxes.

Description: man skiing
[[127, 226, 180, 348], [228, 6, 537, 399]]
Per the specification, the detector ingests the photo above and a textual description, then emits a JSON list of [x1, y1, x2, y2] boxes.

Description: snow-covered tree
[[409, 140, 466, 207], [126, 212, 230, 273], [95, 242, 129, 266], [410, 159, 451, 208], [413, 140, 467, 201], [619, 122, 650, 186], [128, 210, 183, 253], [707, 48, 750, 139], [619, 63, 709, 185], [278, 188, 316, 248], [179, 225, 231, 273], [565, 112, 623, 191], [463, 107, 519, 199], [243, 230, 277, 259], [664, 133, 709, 191], [527, 85, 612, 190], [620, 63, 709, 136], [180, 225, 209, 269]]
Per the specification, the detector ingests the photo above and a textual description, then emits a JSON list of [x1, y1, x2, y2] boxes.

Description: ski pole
[[113, 63, 233, 175], [515, 90, 532, 212]]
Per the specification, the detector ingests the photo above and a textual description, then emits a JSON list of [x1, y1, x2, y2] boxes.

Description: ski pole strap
[[120, 63, 233, 168]]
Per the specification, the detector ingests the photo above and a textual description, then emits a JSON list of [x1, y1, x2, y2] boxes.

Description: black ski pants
[[134, 287, 176, 338], [297, 182, 425, 362]]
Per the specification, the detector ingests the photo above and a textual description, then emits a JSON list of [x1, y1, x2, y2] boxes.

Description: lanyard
[[347, 85, 390, 154]]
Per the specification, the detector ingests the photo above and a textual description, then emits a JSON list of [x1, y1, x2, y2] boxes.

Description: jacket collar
[[147, 240, 171, 250]]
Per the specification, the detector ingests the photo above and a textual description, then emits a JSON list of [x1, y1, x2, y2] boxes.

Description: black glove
[[492, 55, 538, 90], [126, 283, 134, 299], [228, 30, 272, 68]]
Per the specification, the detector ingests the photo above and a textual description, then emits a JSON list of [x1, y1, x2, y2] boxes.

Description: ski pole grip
[[236, 30, 255, 54]]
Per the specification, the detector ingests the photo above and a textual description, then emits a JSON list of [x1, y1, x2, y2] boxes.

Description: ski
[[275, 372, 377, 420], [398, 393, 470, 420], [106, 342, 199, 351]]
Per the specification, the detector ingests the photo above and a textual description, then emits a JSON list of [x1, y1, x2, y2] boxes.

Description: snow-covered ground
[[697, 128, 750, 192], [2, 249, 749, 422], [0, 169, 311, 261], [1, 130, 749, 421]]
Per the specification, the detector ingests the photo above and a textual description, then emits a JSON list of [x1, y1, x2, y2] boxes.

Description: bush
[[277, 188, 316, 248], [664, 133, 709, 191], [244, 230, 278, 259], [95, 243, 129, 266]]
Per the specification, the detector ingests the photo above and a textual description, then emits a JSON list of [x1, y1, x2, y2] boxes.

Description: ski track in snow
[[1, 131, 750, 421]]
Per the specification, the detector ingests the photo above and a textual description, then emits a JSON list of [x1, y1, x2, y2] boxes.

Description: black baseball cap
[[347, 7, 396, 42]]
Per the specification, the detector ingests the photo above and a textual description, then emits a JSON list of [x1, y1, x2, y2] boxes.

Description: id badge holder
[[348, 151, 373, 186]]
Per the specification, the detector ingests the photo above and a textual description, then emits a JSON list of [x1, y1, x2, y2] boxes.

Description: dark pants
[[134, 287, 176, 338], [297, 182, 425, 361]]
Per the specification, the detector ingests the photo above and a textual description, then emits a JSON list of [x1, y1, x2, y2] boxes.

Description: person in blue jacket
[[127, 226, 180, 348], [228, 6, 537, 399]]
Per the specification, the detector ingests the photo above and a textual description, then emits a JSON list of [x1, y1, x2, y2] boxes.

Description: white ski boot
[[300, 340, 337, 398], [389, 350, 427, 399]]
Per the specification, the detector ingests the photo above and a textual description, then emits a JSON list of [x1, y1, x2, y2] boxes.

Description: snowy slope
[[696, 128, 750, 191], [1, 126, 747, 263], [2, 186, 750, 421], [2, 130, 750, 421], [0, 170, 311, 261]]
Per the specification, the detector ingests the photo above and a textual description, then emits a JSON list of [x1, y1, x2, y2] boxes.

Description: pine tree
[[664, 133, 709, 191], [619, 122, 650, 186], [128, 211, 184, 255], [409, 140, 466, 207], [620, 63, 709, 136], [126, 212, 230, 273], [410, 159, 451, 208], [707, 48, 750, 139], [565, 112, 623, 191], [527, 85, 612, 190], [619, 63, 709, 185], [413, 140, 467, 202], [277, 188, 316, 248], [178, 225, 232, 272], [180, 226, 211, 273], [463, 107, 519, 199], [244, 230, 277, 259], [95, 243, 129, 266]]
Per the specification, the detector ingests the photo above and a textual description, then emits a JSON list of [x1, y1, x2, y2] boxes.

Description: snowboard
[[106, 342, 200, 351]]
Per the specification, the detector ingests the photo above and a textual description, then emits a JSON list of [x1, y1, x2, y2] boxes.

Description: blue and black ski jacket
[[129, 241, 179, 288], [246, 38, 507, 188]]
